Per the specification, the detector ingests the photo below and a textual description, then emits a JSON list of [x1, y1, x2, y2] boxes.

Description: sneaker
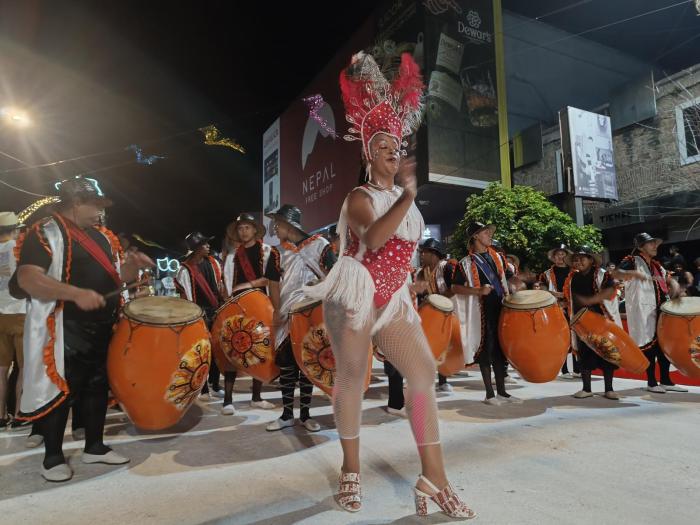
[[504, 376, 517, 384], [9, 419, 30, 431], [41, 463, 73, 482], [250, 400, 275, 410], [72, 428, 85, 441], [662, 384, 688, 393], [560, 373, 574, 380], [199, 392, 211, 400], [385, 407, 407, 417], [483, 396, 504, 406], [647, 385, 666, 393], [498, 395, 523, 404], [436, 383, 453, 393], [26, 434, 44, 448], [572, 373, 582, 379], [301, 418, 321, 432], [82, 450, 130, 465], [573, 390, 593, 399], [211, 389, 225, 399], [266, 417, 295, 431], [604, 391, 620, 400], [221, 404, 235, 416]]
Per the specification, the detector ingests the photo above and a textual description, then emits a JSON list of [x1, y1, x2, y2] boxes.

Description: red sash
[[63, 217, 121, 287], [235, 242, 260, 283], [184, 261, 220, 308]]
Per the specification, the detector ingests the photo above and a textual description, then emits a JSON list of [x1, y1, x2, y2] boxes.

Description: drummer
[[615, 233, 686, 393], [415, 238, 456, 394], [451, 222, 521, 405], [540, 244, 579, 380], [265, 204, 335, 432], [175, 232, 227, 399], [563, 246, 619, 400], [12, 177, 153, 482], [225, 213, 281, 414]]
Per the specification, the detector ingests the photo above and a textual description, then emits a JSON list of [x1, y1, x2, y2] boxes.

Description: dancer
[[265, 204, 335, 432], [305, 52, 474, 518]]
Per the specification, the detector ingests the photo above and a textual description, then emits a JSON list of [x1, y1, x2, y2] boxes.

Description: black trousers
[[384, 361, 404, 410], [644, 343, 673, 387], [36, 320, 112, 469]]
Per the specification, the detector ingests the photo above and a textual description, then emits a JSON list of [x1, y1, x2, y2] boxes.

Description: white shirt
[[0, 239, 27, 315]]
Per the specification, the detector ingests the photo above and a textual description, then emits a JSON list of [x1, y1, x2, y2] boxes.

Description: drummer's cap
[[0, 212, 22, 234], [566, 245, 602, 267], [419, 237, 446, 259], [185, 231, 214, 252], [633, 232, 663, 250], [234, 212, 267, 239], [265, 204, 308, 236], [548, 243, 573, 262], [465, 222, 496, 244], [56, 176, 112, 207]]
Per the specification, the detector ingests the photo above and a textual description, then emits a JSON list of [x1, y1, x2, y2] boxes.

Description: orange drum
[[438, 312, 465, 377], [570, 308, 649, 374], [498, 290, 569, 382], [289, 298, 372, 396], [657, 297, 700, 379], [108, 297, 211, 431], [211, 289, 279, 383], [419, 295, 458, 368]]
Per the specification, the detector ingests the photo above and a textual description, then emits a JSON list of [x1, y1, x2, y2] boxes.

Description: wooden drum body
[[289, 298, 371, 396], [570, 308, 648, 374], [211, 289, 278, 383], [418, 294, 463, 376], [108, 296, 211, 431], [657, 297, 700, 379], [498, 290, 569, 382]]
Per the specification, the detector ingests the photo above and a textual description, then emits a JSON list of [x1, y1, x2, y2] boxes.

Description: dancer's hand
[[396, 156, 417, 198]]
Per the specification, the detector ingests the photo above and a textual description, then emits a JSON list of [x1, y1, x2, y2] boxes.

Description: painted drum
[[108, 296, 211, 431], [658, 297, 700, 379], [419, 294, 456, 369], [211, 289, 279, 383], [289, 298, 371, 396], [499, 290, 569, 382], [571, 308, 648, 374]]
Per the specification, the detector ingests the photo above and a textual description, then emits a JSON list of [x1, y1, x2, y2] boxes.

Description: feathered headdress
[[339, 51, 424, 159]]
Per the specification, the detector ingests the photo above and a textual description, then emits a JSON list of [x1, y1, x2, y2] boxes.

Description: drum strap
[[236, 242, 261, 283], [472, 253, 505, 299], [183, 261, 220, 308], [63, 216, 121, 287]]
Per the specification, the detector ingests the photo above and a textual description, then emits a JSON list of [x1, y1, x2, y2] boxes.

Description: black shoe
[[10, 419, 31, 431]]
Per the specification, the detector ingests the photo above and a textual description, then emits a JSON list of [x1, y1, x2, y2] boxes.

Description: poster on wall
[[262, 118, 280, 244], [566, 107, 619, 200]]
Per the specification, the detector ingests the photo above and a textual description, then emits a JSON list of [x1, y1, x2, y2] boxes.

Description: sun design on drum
[[301, 325, 335, 387], [586, 334, 621, 366], [690, 337, 700, 367], [166, 339, 211, 410], [220, 315, 272, 368]]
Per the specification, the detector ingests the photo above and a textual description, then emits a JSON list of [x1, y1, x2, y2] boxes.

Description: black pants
[[644, 343, 674, 387], [561, 352, 580, 375], [36, 320, 112, 469], [384, 361, 404, 410], [275, 338, 313, 420]]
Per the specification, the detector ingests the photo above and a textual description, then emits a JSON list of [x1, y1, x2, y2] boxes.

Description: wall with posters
[[262, 118, 280, 243]]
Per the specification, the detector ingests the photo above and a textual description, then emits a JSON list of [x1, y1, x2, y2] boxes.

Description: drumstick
[[103, 279, 143, 300]]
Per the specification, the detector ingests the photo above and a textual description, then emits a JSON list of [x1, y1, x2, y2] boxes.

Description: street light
[[1, 107, 32, 128]]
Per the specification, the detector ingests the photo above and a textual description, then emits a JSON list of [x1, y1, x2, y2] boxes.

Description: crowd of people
[[0, 49, 698, 519]]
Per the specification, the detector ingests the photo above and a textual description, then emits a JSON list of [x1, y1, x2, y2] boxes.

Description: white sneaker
[[436, 383, 453, 393], [604, 391, 620, 400], [572, 373, 582, 379], [41, 463, 73, 482], [385, 407, 407, 417], [26, 434, 44, 448], [499, 395, 523, 404], [647, 385, 666, 393], [250, 400, 275, 410], [301, 418, 321, 432], [504, 376, 517, 384], [82, 450, 130, 465], [199, 392, 211, 400], [662, 384, 688, 393], [211, 390, 225, 399], [266, 417, 295, 431], [483, 396, 504, 406], [573, 390, 593, 399], [560, 373, 574, 380], [221, 404, 235, 415]]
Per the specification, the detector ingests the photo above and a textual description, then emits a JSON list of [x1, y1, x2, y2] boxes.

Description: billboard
[[262, 118, 281, 244], [566, 106, 619, 201]]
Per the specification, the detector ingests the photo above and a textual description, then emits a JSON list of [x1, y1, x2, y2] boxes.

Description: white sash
[[625, 255, 663, 347]]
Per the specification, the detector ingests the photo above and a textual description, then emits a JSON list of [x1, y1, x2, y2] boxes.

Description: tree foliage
[[449, 183, 603, 273]]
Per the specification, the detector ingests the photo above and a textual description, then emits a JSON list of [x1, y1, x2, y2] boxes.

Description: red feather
[[392, 53, 424, 110], [339, 68, 367, 117]]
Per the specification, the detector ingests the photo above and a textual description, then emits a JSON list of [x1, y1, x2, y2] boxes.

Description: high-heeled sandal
[[335, 471, 361, 512], [414, 474, 476, 519]]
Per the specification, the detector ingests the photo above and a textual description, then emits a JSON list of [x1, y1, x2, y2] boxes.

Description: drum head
[[290, 297, 322, 314], [503, 290, 556, 310], [123, 296, 203, 325], [660, 297, 700, 316], [426, 294, 454, 312]]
